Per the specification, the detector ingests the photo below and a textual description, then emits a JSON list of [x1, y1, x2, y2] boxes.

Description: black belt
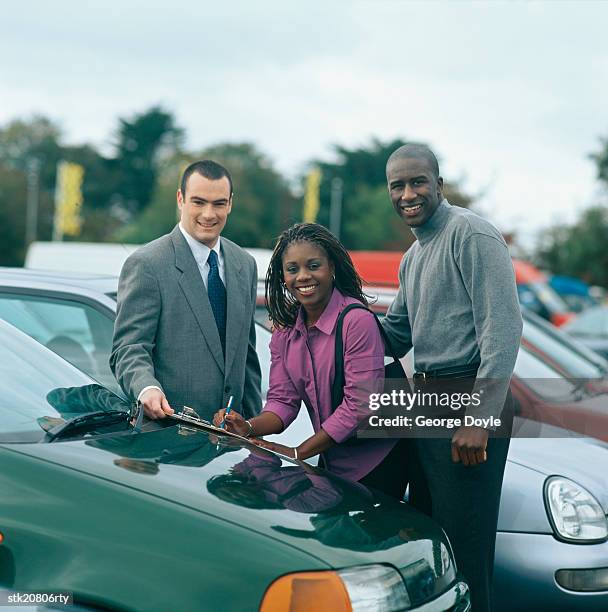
[[413, 362, 480, 382]]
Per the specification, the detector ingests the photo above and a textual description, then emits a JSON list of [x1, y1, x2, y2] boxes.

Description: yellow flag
[[54, 161, 85, 238], [303, 167, 322, 223]]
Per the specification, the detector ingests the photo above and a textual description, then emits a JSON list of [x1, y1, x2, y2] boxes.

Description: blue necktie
[[207, 249, 227, 353]]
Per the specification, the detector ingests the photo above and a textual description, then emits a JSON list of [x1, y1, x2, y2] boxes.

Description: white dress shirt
[[177, 223, 225, 286]]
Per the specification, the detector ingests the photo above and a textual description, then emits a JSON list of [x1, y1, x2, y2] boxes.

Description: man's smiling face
[[177, 173, 232, 248], [387, 156, 443, 227]]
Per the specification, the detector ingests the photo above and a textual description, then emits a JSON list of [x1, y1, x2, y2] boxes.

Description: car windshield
[[529, 281, 570, 314], [523, 309, 608, 375], [0, 320, 130, 443], [565, 307, 608, 337], [522, 317, 605, 379], [514, 345, 579, 400]]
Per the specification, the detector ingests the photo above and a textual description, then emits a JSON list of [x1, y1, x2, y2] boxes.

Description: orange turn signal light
[[0, 531, 4, 544], [260, 571, 352, 612]]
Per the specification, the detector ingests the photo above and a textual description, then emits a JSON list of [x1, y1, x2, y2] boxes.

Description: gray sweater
[[382, 200, 522, 385]]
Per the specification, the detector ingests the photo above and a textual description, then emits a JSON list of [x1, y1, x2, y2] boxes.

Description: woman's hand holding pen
[[212, 409, 251, 437]]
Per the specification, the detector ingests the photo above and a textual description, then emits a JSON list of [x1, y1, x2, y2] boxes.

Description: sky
[[2, 0, 607, 250]]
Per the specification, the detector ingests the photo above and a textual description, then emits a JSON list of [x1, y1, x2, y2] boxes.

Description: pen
[[220, 395, 234, 429]]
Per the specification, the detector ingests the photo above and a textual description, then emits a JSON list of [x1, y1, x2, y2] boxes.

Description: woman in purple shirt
[[213, 224, 411, 499]]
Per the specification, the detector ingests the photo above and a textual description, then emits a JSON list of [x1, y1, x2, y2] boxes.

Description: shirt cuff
[[262, 401, 297, 431], [321, 419, 353, 445], [137, 385, 163, 403]]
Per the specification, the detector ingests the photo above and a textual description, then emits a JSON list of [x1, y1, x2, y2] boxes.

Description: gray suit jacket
[[110, 225, 262, 421]]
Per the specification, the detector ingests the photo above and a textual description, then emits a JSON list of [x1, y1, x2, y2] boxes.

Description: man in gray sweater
[[381, 143, 522, 611]]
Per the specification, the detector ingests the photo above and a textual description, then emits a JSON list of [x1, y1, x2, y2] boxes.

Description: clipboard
[[167, 406, 252, 444], [168, 406, 299, 464]]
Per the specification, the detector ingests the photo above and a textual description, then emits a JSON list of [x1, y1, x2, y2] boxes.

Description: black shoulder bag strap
[[331, 303, 409, 412]]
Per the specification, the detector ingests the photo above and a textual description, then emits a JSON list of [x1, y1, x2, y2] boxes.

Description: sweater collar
[[411, 199, 451, 245]]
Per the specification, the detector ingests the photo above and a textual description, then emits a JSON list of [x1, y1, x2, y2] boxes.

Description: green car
[[0, 320, 470, 611]]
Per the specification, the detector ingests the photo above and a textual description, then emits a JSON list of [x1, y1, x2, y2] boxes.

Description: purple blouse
[[263, 288, 397, 481]]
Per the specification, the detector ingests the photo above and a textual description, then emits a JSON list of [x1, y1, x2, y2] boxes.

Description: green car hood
[[9, 424, 456, 606]]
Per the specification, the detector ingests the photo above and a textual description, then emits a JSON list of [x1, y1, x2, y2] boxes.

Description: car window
[[1, 321, 130, 443], [255, 306, 272, 331], [530, 281, 569, 314], [524, 308, 608, 372], [566, 308, 608, 337], [1, 321, 91, 438], [522, 318, 604, 379], [255, 321, 271, 398], [0, 293, 119, 392], [514, 346, 578, 400], [517, 284, 545, 316]]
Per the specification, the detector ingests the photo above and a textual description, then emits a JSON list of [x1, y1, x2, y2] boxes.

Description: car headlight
[[544, 476, 608, 543], [260, 564, 411, 611]]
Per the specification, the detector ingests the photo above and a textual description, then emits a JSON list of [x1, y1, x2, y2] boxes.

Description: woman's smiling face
[[282, 240, 334, 316]]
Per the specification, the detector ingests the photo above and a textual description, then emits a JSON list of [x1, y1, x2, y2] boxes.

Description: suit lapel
[[171, 226, 224, 373], [222, 239, 247, 379]]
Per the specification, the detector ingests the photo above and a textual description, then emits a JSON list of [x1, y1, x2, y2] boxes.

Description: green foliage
[[0, 117, 66, 263], [535, 206, 608, 287], [0, 116, 62, 172], [536, 136, 608, 288], [342, 185, 416, 252], [0, 115, 476, 266], [195, 143, 298, 248], [111, 106, 184, 218], [0, 165, 27, 265], [590, 137, 608, 188], [114, 155, 186, 243]]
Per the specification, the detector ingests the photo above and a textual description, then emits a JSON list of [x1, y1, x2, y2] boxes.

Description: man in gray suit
[[111, 160, 262, 422]]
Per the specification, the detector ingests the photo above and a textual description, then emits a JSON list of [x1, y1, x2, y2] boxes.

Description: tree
[[114, 154, 187, 243], [110, 106, 184, 219], [0, 117, 65, 260], [591, 137, 608, 189], [536, 207, 608, 287], [0, 165, 28, 265], [535, 136, 608, 288], [0, 116, 62, 172]]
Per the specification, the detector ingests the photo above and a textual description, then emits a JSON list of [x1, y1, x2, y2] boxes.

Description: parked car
[[513, 259, 574, 326], [25, 241, 274, 280], [254, 319, 608, 612], [0, 267, 119, 392], [512, 309, 608, 439], [549, 275, 599, 313], [2, 268, 608, 610], [521, 308, 608, 380], [0, 319, 470, 611], [342, 253, 575, 327], [562, 305, 608, 360]]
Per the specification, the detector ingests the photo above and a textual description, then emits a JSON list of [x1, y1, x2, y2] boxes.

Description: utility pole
[[25, 158, 41, 248], [329, 177, 343, 239]]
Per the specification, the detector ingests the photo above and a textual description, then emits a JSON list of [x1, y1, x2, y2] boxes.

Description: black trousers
[[408, 387, 512, 612], [358, 438, 413, 501], [358, 385, 511, 612]]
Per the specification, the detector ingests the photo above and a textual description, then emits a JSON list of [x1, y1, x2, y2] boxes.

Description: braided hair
[[266, 223, 369, 328]]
